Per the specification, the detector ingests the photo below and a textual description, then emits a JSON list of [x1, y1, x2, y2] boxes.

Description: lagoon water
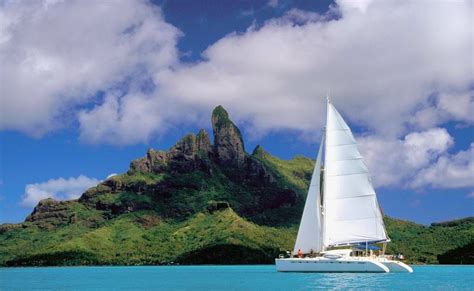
[[1, 265, 473, 290]]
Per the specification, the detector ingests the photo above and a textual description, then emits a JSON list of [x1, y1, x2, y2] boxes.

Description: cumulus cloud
[[156, 0, 471, 139], [411, 143, 474, 189], [410, 92, 474, 130], [78, 91, 168, 145], [359, 128, 473, 191], [358, 128, 454, 187], [1, 0, 473, 192], [0, 0, 180, 136], [2, 0, 470, 143], [21, 175, 100, 207]]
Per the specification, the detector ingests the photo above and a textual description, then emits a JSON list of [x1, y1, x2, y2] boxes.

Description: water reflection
[[297, 273, 389, 290]]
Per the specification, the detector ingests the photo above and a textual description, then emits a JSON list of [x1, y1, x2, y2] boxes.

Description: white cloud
[[410, 92, 474, 130], [20, 175, 100, 207], [156, 0, 472, 139], [0, 0, 180, 136], [267, 0, 279, 8], [411, 143, 474, 189], [106, 173, 118, 179], [338, 0, 374, 13], [358, 128, 473, 191], [358, 128, 453, 187], [1, 0, 473, 193], [277, 8, 328, 24], [78, 91, 168, 145], [2, 0, 471, 144]]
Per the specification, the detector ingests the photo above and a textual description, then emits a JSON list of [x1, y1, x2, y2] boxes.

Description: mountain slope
[[1, 106, 472, 266]]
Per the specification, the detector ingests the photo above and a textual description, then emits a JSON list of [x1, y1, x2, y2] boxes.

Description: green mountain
[[0, 106, 472, 266]]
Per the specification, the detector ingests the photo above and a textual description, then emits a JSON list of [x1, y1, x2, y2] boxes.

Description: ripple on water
[[1, 265, 473, 290]]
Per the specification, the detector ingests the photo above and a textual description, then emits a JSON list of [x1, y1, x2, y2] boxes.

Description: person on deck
[[297, 249, 303, 258]]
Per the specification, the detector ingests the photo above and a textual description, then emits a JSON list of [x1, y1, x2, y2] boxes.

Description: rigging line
[[327, 130, 356, 142], [325, 193, 376, 200], [326, 171, 369, 177], [326, 128, 350, 131], [326, 215, 383, 222], [326, 142, 357, 147], [325, 157, 364, 162], [325, 143, 358, 149], [330, 104, 349, 132]]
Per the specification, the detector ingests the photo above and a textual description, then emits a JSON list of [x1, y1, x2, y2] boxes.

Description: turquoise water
[[1, 265, 473, 290]]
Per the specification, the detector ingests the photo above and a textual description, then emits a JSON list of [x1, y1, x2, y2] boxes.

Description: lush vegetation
[[1, 144, 472, 266], [1, 208, 296, 266], [384, 217, 474, 264], [437, 241, 474, 264]]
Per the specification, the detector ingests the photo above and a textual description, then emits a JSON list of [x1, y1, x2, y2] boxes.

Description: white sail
[[293, 135, 324, 254], [323, 101, 387, 247]]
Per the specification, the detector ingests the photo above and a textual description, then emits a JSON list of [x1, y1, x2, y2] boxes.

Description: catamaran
[[275, 99, 413, 273]]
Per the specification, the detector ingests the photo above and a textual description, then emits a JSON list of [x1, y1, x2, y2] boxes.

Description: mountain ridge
[[1, 106, 472, 266]]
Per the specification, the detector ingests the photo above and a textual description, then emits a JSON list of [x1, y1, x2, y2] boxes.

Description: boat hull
[[275, 258, 389, 273], [379, 260, 413, 273]]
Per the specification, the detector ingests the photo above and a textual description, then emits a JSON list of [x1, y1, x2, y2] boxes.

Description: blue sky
[[0, 0, 472, 224]]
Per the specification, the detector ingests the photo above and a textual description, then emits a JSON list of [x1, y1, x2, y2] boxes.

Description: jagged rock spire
[[196, 129, 212, 154], [211, 105, 246, 167]]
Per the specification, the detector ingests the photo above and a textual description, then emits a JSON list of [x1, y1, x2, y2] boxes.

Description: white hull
[[275, 257, 389, 273], [379, 259, 413, 273]]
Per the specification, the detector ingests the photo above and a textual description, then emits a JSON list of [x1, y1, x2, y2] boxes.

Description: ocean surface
[[1, 265, 473, 290]]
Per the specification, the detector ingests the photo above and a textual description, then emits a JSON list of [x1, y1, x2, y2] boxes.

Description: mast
[[321, 96, 330, 251], [319, 128, 326, 252]]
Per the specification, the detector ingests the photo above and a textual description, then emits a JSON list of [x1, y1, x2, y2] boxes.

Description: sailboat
[[275, 99, 413, 273]]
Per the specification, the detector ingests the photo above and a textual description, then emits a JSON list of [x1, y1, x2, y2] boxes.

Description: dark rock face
[[21, 105, 300, 229], [212, 105, 246, 167], [196, 129, 212, 155], [206, 201, 230, 213], [246, 145, 277, 184], [129, 106, 247, 174], [129, 130, 213, 174], [135, 214, 161, 229], [169, 134, 198, 161], [25, 198, 76, 229], [130, 149, 168, 173], [80, 184, 112, 202], [0, 223, 21, 234]]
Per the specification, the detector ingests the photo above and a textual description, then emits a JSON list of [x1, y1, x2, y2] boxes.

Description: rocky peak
[[251, 145, 267, 158], [130, 129, 213, 174], [169, 133, 197, 160], [196, 129, 212, 154], [211, 105, 246, 167], [130, 148, 168, 173], [25, 198, 76, 229]]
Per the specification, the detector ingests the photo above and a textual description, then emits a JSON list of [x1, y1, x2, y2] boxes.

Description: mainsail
[[322, 101, 388, 247], [293, 135, 324, 254], [292, 99, 388, 254]]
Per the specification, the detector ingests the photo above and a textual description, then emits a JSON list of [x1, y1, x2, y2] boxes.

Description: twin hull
[[275, 258, 413, 273]]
